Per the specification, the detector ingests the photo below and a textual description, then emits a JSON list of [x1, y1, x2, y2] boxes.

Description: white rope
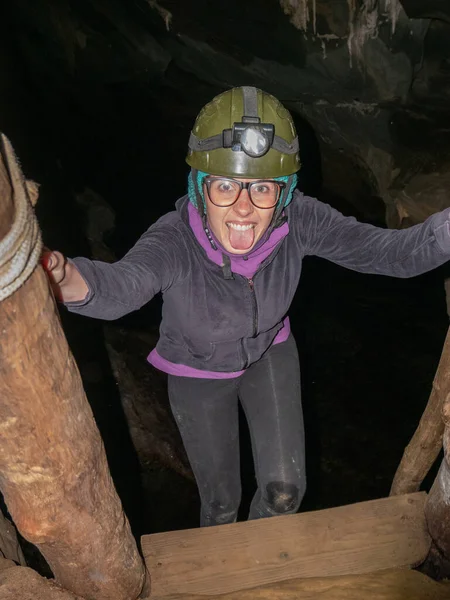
[[0, 134, 42, 302]]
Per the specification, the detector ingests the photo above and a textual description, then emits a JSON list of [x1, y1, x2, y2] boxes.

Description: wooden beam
[[426, 457, 450, 575], [390, 328, 448, 496], [0, 134, 148, 599], [155, 569, 450, 600], [425, 344, 450, 574], [142, 493, 430, 597]]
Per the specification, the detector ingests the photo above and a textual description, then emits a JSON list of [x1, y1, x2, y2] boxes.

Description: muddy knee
[[202, 500, 239, 526], [266, 481, 300, 514]]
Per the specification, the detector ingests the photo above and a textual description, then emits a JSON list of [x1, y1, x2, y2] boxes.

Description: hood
[[175, 195, 290, 278]]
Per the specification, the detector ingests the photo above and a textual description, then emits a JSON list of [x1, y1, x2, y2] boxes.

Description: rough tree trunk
[[390, 328, 449, 496], [425, 374, 450, 576], [0, 135, 148, 599]]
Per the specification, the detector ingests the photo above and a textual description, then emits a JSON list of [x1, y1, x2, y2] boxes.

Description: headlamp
[[231, 118, 275, 158]]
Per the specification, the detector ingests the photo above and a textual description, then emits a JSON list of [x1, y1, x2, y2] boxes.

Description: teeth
[[227, 223, 255, 231]]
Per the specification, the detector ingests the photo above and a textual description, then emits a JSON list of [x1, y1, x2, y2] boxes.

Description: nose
[[234, 188, 254, 216]]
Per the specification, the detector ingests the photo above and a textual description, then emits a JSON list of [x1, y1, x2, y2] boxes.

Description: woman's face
[[204, 178, 276, 255]]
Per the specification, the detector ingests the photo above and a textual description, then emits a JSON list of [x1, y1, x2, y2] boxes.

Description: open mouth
[[226, 222, 257, 250]]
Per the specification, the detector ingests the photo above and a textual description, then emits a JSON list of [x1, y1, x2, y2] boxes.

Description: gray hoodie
[[66, 191, 450, 373]]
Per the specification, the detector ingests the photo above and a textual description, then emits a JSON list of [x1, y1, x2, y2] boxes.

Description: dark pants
[[168, 335, 306, 527]]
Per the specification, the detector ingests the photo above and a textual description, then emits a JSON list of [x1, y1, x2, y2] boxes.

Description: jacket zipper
[[247, 278, 258, 337]]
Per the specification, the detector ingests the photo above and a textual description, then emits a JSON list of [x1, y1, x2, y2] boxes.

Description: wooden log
[[390, 328, 449, 496], [0, 135, 148, 599], [425, 377, 450, 574], [425, 457, 450, 575], [0, 564, 85, 600], [142, 493, 430, 597]]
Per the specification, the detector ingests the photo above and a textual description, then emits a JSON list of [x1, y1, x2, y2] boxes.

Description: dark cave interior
[[1, 0, 450, 573]]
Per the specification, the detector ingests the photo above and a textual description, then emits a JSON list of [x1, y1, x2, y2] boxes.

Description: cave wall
[[1, 0, 450, 542], [1, 0, 450, 227]]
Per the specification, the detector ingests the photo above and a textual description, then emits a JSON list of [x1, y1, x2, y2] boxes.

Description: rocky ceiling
[[400, 0, 450, 22], [1, 0, 450, 228]]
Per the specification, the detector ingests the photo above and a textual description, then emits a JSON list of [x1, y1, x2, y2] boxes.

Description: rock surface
[[2, 0, 450, 224]]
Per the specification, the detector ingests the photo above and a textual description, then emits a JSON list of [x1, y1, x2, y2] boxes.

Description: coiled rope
[[0, 134, 42, 301]]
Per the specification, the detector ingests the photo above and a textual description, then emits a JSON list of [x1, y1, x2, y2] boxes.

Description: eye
[[253, 183, 273, 195], [218, 182, 234, 193], [212, 179, 239, 195]]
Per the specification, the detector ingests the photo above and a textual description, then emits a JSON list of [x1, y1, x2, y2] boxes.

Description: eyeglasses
[[204, 176, 285, 209]]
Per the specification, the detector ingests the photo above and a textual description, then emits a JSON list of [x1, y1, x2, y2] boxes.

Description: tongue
[[228, 226, 255, 251]]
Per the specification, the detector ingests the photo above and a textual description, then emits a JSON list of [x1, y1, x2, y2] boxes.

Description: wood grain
[[155, 568, 450, 600], [142, 493, 430, 597], [0, 136, 147, 600], [391, 328, 449, 495], [425, 326, 450, 572]]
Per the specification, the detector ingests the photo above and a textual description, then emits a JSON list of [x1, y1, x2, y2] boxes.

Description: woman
[[43, 86, 450, 527]]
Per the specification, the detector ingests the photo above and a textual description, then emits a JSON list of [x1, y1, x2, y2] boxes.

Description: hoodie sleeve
[[64, 217, 188, 320], [293, 194, 450, 277]]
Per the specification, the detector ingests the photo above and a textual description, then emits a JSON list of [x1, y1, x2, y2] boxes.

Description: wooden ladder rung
[[141, 492, 430, 597]]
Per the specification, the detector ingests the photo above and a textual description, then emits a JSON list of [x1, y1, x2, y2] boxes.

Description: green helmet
[[186, 86, 301, 179]]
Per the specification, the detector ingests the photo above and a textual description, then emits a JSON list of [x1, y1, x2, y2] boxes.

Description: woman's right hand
[[41, 249, 89, 303]]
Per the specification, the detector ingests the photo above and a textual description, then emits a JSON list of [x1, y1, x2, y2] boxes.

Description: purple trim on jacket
[[147, 203, 291, 378], [148, 320, 291, 378], [186, 202, 289, 277]]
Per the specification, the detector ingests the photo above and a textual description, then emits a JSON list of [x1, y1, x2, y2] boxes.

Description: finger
[[51, 254, 66, 281], [41, 251, 62, 270], [41, 251, 66, 281], [40, 251, 54, 271]]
